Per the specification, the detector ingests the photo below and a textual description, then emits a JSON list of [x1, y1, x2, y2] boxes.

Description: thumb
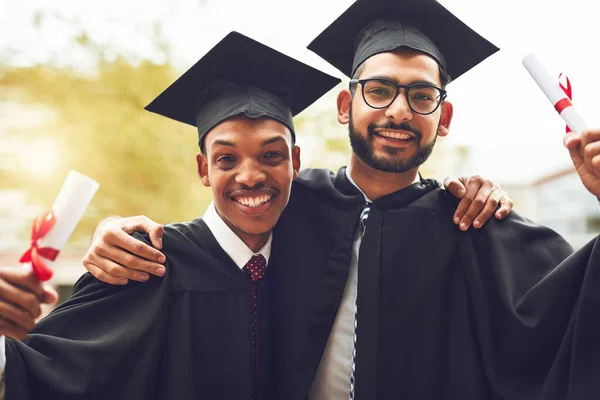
[[564, 133, 583, 169], [41, 285, 59, 305], [148, 224, 165, 250]]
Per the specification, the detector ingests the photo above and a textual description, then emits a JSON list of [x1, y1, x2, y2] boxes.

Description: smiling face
[[197, 115, 300, 251], [340, 48, 453, 174]]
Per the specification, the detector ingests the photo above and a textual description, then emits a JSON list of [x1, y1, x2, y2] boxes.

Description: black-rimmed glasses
[[349, 78, 447, 115]]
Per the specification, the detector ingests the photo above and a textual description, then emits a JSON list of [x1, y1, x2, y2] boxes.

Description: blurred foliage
[[0, 60, 208, 243]]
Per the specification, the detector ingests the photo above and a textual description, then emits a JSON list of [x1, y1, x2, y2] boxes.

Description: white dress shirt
[[202, 202, 272, 269], [308, 168, 420, 400], [0, 202, 272, 398]]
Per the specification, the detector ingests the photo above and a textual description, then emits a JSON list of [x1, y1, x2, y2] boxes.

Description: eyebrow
[[211, 135, 288, 149], [365, 75, 439, 87], [211, 140, 236, 148], [261, 136, 287, 146]]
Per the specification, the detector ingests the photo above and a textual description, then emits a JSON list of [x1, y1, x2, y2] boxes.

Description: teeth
[[379, 131, 413, 140], [235, 194, 273, 208]]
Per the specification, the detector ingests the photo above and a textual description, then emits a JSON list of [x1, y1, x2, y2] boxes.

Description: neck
[[348, 153, 419, 201], [239, 232, 269, 253], [214, 208, 270, 253]]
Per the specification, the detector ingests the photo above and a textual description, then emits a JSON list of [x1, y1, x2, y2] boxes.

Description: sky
[[1, 0, 600, 183]]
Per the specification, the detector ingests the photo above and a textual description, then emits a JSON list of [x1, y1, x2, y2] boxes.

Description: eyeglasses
[[349, 78, 447, 115]]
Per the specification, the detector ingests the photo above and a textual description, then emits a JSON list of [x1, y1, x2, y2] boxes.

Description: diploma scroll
[[20, 170, 99, 281], [522, 53, 587, 135]]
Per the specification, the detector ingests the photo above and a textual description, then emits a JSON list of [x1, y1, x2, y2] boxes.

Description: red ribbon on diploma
[[556, 73, 573, 133], [19, 210, 59, 281]]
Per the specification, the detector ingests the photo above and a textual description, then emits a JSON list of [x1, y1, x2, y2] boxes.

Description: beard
[[348, 106, 438, 173]]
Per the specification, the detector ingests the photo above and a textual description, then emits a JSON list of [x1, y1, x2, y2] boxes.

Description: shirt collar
[[345, 166, 421, 203], [202, 202, 272, 270]]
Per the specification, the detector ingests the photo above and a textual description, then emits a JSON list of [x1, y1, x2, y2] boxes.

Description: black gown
[[6, 219, 272, 399], [269, 167, 600, 400]]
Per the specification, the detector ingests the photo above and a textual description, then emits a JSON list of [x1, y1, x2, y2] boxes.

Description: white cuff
[[0, 335, 5, 399]]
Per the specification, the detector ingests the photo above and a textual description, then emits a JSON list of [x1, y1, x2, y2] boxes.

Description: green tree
[[0, 60, 210, 246]]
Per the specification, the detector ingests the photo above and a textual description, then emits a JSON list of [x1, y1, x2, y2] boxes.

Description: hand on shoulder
[[82, 216, 166, 286]]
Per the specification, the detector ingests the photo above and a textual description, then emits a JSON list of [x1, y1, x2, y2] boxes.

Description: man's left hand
[[444, 175, 513, 231]]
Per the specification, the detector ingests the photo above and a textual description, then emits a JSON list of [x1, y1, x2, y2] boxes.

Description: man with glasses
[[74, 0, 600, 398], [347, 77, 448, 173]]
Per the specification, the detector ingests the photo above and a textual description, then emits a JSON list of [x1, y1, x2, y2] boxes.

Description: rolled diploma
[[522, 53, 587, 135], [26, 170, 99, 270]]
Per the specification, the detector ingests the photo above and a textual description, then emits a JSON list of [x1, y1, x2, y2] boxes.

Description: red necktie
[[244, 254, 267, 399]]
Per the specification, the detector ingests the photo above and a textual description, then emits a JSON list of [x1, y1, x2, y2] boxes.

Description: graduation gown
[[269, 167, 600, 400], [6, 219, 271, 400]]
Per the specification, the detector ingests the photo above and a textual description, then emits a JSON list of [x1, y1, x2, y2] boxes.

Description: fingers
[[0, 277, 42, 319], [0, 267, 45, 338], [148, 224, 165, 250], [460, 182, 496, 230], [95, 241, 165, 278], [451, 175, 513, 230], [41, 285, 59, 305], [495, 192, 514, 220], [0, 301, 36, 334], [450, 177, 471, 225], [580, 130, 600, 177], [1, 268, 44, 299], [0, 317, 30, 341], [84, 249, 163, 284], [443, 176, 466, 199], [83, 215, 167, 285], [0, 269, 61, 339], [450, 176, 491, 230], [471, 188, 506, 228], [83, 263, 129, 286], [121, 216, 165, 252], [564, 132, 583, 169], [103, 228, 165, 264]]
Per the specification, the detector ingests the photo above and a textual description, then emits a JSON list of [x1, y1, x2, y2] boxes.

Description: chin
[[237, 219, 277, 236]]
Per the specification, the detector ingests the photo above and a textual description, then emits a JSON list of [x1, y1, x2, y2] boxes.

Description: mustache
[[368, 122, 422, 139], [227, 183, 279, 197]]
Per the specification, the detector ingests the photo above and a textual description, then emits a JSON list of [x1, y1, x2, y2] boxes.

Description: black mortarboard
[[145, 31, 340, 146], [308, 0, 499, 80]]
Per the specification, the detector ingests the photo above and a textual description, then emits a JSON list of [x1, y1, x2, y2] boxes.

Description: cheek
[[352, 98, 382, 128], [271, 165, 294, 192], [421, 115, 441, 135], [207, 170, 231, 195]]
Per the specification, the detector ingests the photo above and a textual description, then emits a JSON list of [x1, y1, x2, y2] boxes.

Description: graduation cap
[[308, 0, 499, 81], [145, 31, 341, 147]]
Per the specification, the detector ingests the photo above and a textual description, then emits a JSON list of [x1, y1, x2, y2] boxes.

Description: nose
[[384, 90, 413, 122], [235, 159, 267, 188]]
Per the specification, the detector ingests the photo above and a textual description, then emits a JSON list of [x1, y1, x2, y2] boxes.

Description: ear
[[196, 152, 211, 187], [337, 89, 352, 125], [437, 101, 454, 138], [291, 145, 301, 180]]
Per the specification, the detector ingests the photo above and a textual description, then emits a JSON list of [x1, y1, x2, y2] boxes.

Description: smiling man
[[0, 31, 340, 399], [71, 0, 600, 397], [201, 116, 296, 252]]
